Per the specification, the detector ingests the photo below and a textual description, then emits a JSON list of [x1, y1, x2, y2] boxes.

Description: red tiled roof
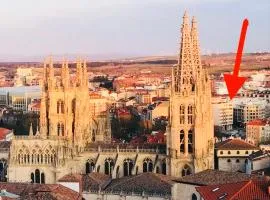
[[196, 179, 270, 200], [176, 169, 256, 185], [0, 128, 12, 140], [58, 173, 82, 182], [58, 173, 111, 192], [0, 182, 82, 200], [247, 119, 270, 126], [215, 139, 259, 150], [104, 172, 175, 195]]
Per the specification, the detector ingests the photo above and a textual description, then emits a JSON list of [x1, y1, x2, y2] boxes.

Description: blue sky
[[0, 0, 269, 60]]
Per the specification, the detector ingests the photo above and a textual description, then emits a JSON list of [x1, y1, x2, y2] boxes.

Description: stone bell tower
[[39, 58, 91, 148], [167, 12, 214, 177]]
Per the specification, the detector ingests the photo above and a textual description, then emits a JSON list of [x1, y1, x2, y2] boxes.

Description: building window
[[143, 158, 153, 172], [227, 159, 231, 163], [237, 151, 240, 154], [245, 151, 249, 154], [187, 105, 194, 124], [156, 166, 160, 174], [86, 159, 95, 174], [188, 130, 193, 153], [123, 159, 133, 176], [220, 151, 223, 155], [192, 193, 198, 200], [181, 164, 191, 177], [57, 100, 64, 114], [116, 166, 120, 179], [105, 158, 114, 176], [57, 123, 64, 136], [236, 159, 240, 163], [32, 169, 44, 184], [180, 130, 185, 153], [228, 151, 231, 155], [162, 161, 166, 175], [180, 105, 185, 124]]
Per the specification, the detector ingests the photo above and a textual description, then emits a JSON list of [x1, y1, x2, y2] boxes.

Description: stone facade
[[4, 12, 214, 184], [167, 12, 214, 177]]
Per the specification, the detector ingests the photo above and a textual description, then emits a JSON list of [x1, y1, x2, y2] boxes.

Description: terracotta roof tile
[[0, 182, 82, 200], [247, 119, 270, 126], [58, 173, 111, 192], [0, 128, 12, 140], [175, 169, 256, 185], [215, 139, 259, 150], [104, 172, 175, 195], [196, 178, 270, 200]]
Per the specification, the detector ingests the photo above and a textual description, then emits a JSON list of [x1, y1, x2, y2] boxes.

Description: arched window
[[61, 124, 64, 136], [228, 151, 231, 155], [162, 161, 166, 175], [187, 105, 194, 124], [123, 159, 133, 176], [192, 193, 198, 200], [41, 173, 45, 184], [236, 159, 240, 163], [97, 165, 100, 173], [179, 105, 185, 124], [105, 158, 114, 176], [35, 169, 40, 183], [85, 159, 95, 174], [116, 166, 120, 179], [227, 159, 231, 163], [71, 99, 76, 143], [220, 151, 223, 155], [180, 130, 185, 153], [31, 173, 34, 183], [237, 151, 240, 154], [57, 123, 64, 136], [57, 100, 64, 114], [143, 158, 153, 172], [57, 123, 61, 136], [181, 164, 191, 177], [188, 130, 193, 153], [156, 166, 160, 174], [245, 151, 249, 154], [0, 160, 7, 182]]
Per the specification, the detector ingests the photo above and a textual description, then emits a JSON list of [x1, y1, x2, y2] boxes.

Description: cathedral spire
[[48, 56, 54, 78], [82, 60, 88, 87], [174, 11, 195, 94], [191, 16, 202, 77], [76, 58, 83, 86], [61, 59, 70, 88]]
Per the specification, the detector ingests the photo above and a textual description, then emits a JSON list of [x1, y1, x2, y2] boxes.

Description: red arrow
[[224, 19, 249, 100]]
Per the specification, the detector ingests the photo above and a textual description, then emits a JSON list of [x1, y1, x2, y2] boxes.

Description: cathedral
[[4, 12, 214, 184]]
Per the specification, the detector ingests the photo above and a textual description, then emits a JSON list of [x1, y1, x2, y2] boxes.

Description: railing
[[84, 145, 166, 154], [13, 135, 69, 141]]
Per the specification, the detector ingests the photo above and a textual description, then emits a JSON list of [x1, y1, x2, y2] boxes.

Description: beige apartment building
[[246, 119, 270, 145], [233, 98, 267, 127], [212, 97, 233, 131]]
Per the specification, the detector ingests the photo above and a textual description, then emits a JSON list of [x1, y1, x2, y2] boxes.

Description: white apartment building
[[212, 97, 233, 131], [233, 98, 267, 127]]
